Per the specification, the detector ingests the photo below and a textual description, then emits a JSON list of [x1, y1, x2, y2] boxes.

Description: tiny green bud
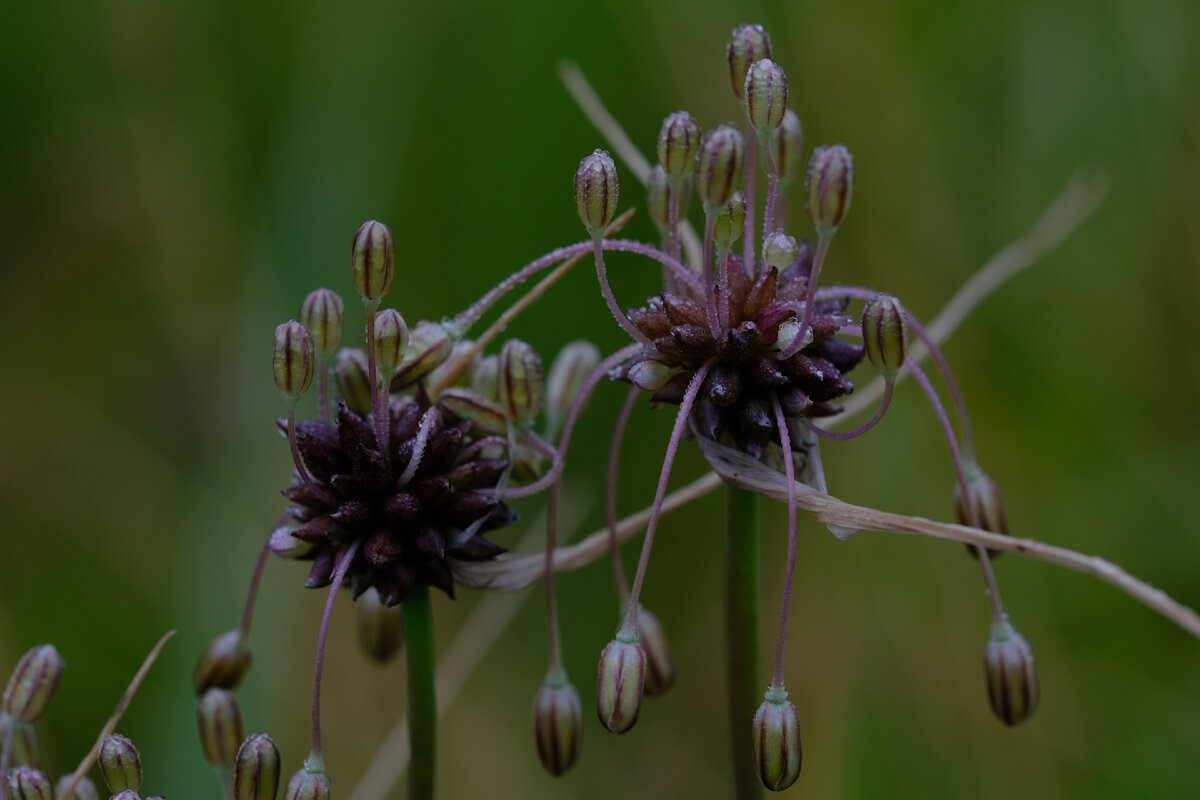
[[696, 125, 745, 210], [574, 149, 619, 234], [351, 220, 395, 304], [769, 109, 803, 184], [861, 294, 908, 380], [234, 733, 281, 800], [390, 321, 452, 390], [470, 353, 500, 400], [7, 719, 39, 767], [269, 520, 317, 560], [193, 630, 252, 694], [635, 606, 675, 697], [498, 339, 544, 424], [712, 191, 747, 249], [8, 766, 53, 800], [55, 775, 100, 800], [332, 348, 373, 417], [727, 24, 773, 101], [627, 360, 677, 393], [762, 231, 798, 271], [774, 319, 809, 356], [546, 340, 601, 425], [656, 111, 702, 179], [596, 627, 646, 734], [298, 288, 344, 358], [647, 164, 670, 232], [438, 387, 509, 436], [532, 671, 582, 777], [283, 754, 330, 800], [744, 58, 789, 134], [197, 688, 245, 768], [356, 586, 403, 663], [273, 321, 315, 401], [753, 685, 803, 792], [956, 464, 1009, 560], [98, 734, 142, 794], [373, 308, 409, 375], [984, 620, 1040, 726], [806, 144, 854, 234], [3, 645, 64, 724]]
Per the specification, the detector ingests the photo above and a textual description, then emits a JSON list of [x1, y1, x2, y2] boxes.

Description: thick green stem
[[725, 485, 763, 800], [404, 584, 437, 800]]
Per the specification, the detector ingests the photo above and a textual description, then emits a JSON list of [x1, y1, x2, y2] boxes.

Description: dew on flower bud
[[635, 606, 676, 697], [596, 627, 646, 734], [753, 685, 802, 792], [532, 671, 582, 776], [193, 629, 252, 694], [546, 340, 601, 426], [862, 294, 908, 380], [197, 688, 245, 768], [956, 464, 1010, 560], [234, 733, 281, 800], [373, 307, 410, 375], [574, 149, 619, 234], [984, 619, 1040, 726], [351, 220, 395, 304], [727, 24, 773, 100], [8, 766, 53, 800], [745, 59, 789, 134], [299, 288, 344, 358], [357, 586, 403, 663], [806, 144, 854, 234], [696, 125, 745, 210], [98, 734, 143, 793], [657, 111, 702, 179], [332, 348, 373, 417], [283, 754, 330, 800], [713, 191, 747, 249], [769, 109, 803, 184], [273, 321, 315, 402], [3, 645, 65, 724], [762, 231, 798, 271], [54, 775, 99, 800], [390, 321, 453, 389], [498, 339, 544, 424]]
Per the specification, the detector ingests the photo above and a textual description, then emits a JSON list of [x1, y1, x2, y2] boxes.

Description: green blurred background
[[1, 0, 1197, 797]]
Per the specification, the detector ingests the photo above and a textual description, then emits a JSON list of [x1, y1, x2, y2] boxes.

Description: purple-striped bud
[[806, 144, 854, 233], [373, 308, 409, 374], [713, 191, 747, 249], [657, 111, 702, 179], [574, 150, 619, 233], [769, 109, 803, 184], [3, 645, 64, 724], [283, 754, 330, 800], [956, 465, 1009, 560], [498, 339, 544, 424], [298, 288, 344, 358], [532, 671, 582, 776], [745, 59, 789, 134], [696, 125, 745, 210], [862, 294, 908, 380], [546, 340, 600, 425], [234, 733, 281, 800], [635, 606, 675, 697], [197, 688, 244, 768], [727, 24, 773, 101], [753, 685, 802, 792], [351, 220, 395, 304], [762, 231, 798, 271], [7, 766, 52, 800], [7, 719, 39, 767], [357, 586, 403, 663], [984, 620, 1039, 726], [98, 734, 143, 793], [273, 321, 315, 401], [596, 627, 646, 734], [193, 630, 252, 694], [55, 775, 100, 800], [331, 347, 373, 417], [390, 321, 452, 390], [438, 387, 509, 436]]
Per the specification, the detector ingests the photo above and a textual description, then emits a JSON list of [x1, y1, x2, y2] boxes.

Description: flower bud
[[532, 671, 582, 776], [298, 289, 344, 358], [696, 125, 745, 210], [753, 685, 802, 792], [109, 792, 140, 800], [330, 348, 372, 417], [197, 688, 245, 768], [438, 387, 509, 436], [498, 339, 544, 424], [98, 734, 142, 793], [574, 149, 619, 233], [647, 164, 670, 232], [635, 606, 675, 697], [193, 630, 252, 694], [351, 220, 395, 304], [283, 754, 329, 800], [805, 144, 854, 233], [273, 321, 315, 401], [55, 775, 100, 800], [712, 191, 747, 249], [745, 59, 788, 134], [357, 586, 403, 663], [470, 353, 500, 400], [727, 24, 773, 100], [390, 321, 452, 389], [762, 231, 798, 271], [3, 645, 64, 724], [596, 626, 646, 734], [234, 733, 281, 800], [627, 360, 677, 393], [269, 520, 317, 560], [956, 465, 1009, 560], [862, 294, 908, 380], [373, 308, 409, 375], [656, 111, 702, 179], [984, 619, 1039, 726], [546, 340, 600, 425], [8, 766, 53, 800], [425, 340, 476, 392], [769, 110, 803, 184], [7, 719, 39, 767]]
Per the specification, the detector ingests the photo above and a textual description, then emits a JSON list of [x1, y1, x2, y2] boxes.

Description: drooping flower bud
[[470, 353, 500, 400], [984, 619, 1039, 726], [193, 630, 252, 694], [805, 144, 854, 234], [762, 231, 798, 271], [635, 606, 675, 697], [696, 125, 745, 210], [351, 220, 395, 304], [234, 733, 281, 800], [357, 586, 403, 663], [3, 645, 64, 724], [55, 775, 100, 800], [273, 321, 315, 402], [862, 294, 908, 380], [373, 308, 409, 375], [769, 110, 803, 184], [545, 340, 600, 427], [197, 688, 245, 768], [438, 387, 509, 436], [331, 348, 372, 417], [298, 289, 344, 358], [390, 321, 452, 389], [656, 111, 702, 179], [753, 685, 802, 791], [98, 734, 143, 793], [7, 766, 53, 800], [596, 626, 646, 734], [727, 24, 773, 101], [532, 670, 582, 776], [745, 59, 789, 134], [574, 149, 619, 234], [283, 754, 330, 800], [956, 464, 1009, 560], [712, 191, 747, 249], [7, 719, 39, 767], [498, 339, 544, 424]]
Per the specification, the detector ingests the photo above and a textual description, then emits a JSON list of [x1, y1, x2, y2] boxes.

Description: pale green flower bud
[[7, 719, 39, 767], [193, 630, 252, 694], [753, 684, 802, 791], [956, 464, 1009, 560], [696, 125, 745, 210], [438, 387, 509, 436], [298, 288, 344, 358], [390, 321, 452, 389], [635, 606, 675, 697], [332, 348, 373, 417], [656, 111, 702, 179], [712, 191, 747, 249], [806, 144, 854, 234], [357, 586, 403, 663], [727, 24, 773, 100], [197, 688, 244, 768], [627, 360, 677, 393], [3, 645, 64, 724], [596, 626, 645, 734], [984, 620, 1039, 726], [470, 353, 500, 400], [769, 110, 803, 184], [351, 220, 395, 304], [762, 231, 798, 271], [647, 164, 670, 232], [273, 321, 315, 401], [373, 308, 409, 374], [532, 671, 582, 776], [498, 339, 544, 424], [234, 733, 281, 800], [546, 340, 601, 425], [54, 775, 99, 800], [745, 59, 788, 134], [861, 294, 908, 380]]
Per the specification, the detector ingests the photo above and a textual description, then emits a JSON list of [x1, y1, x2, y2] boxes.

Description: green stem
[[404, 584, 437, 800], [725, 485, 763, 800]]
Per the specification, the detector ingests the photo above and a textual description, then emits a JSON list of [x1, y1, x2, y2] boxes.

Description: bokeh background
[[1, 0, 1198, 798]]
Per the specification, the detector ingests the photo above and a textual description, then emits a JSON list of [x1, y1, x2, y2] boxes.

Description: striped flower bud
[[197, 688, 244, 768], [8, 766, 52, 800], [470, 353, 500, 400], [55, 775, 100, 800], [956, 465, 1009, 560], [98, 734, 142, 793], [351, 220, 395, 304], [712, 191, 747, 249], [596, 627, 646, 734], [390, 321, 452, 389], [298, 289, 344, 358], [7, 719, 39, 767], [332, 348, 373, 417], [696, 125, 745, 210], [805, 144, 854, 234], [438, 387, 509, 436], [3, 645, 64, 724], [727, 24, 773, 100], [532, 671, 582, 776], [283, 754, 330, 800], [745, 59, 789, 134], [862, 294, 908, 380], [762, 231, 798, 271], [373, 308, 409, 375], [574, 150, 619, 233], [193, 630, 252, 694], [234, 733, 281, 800], [769, 109, 803, 184], [357, 586, 403, 663], [546, 340, 600, 425], [635, 606, 675, 697], [498, 339, 544, 424], [273, 321, 315, 401], [753, 685, 802, 792], [984, 619, 1040, 726], [656, 111, 702, 179]]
